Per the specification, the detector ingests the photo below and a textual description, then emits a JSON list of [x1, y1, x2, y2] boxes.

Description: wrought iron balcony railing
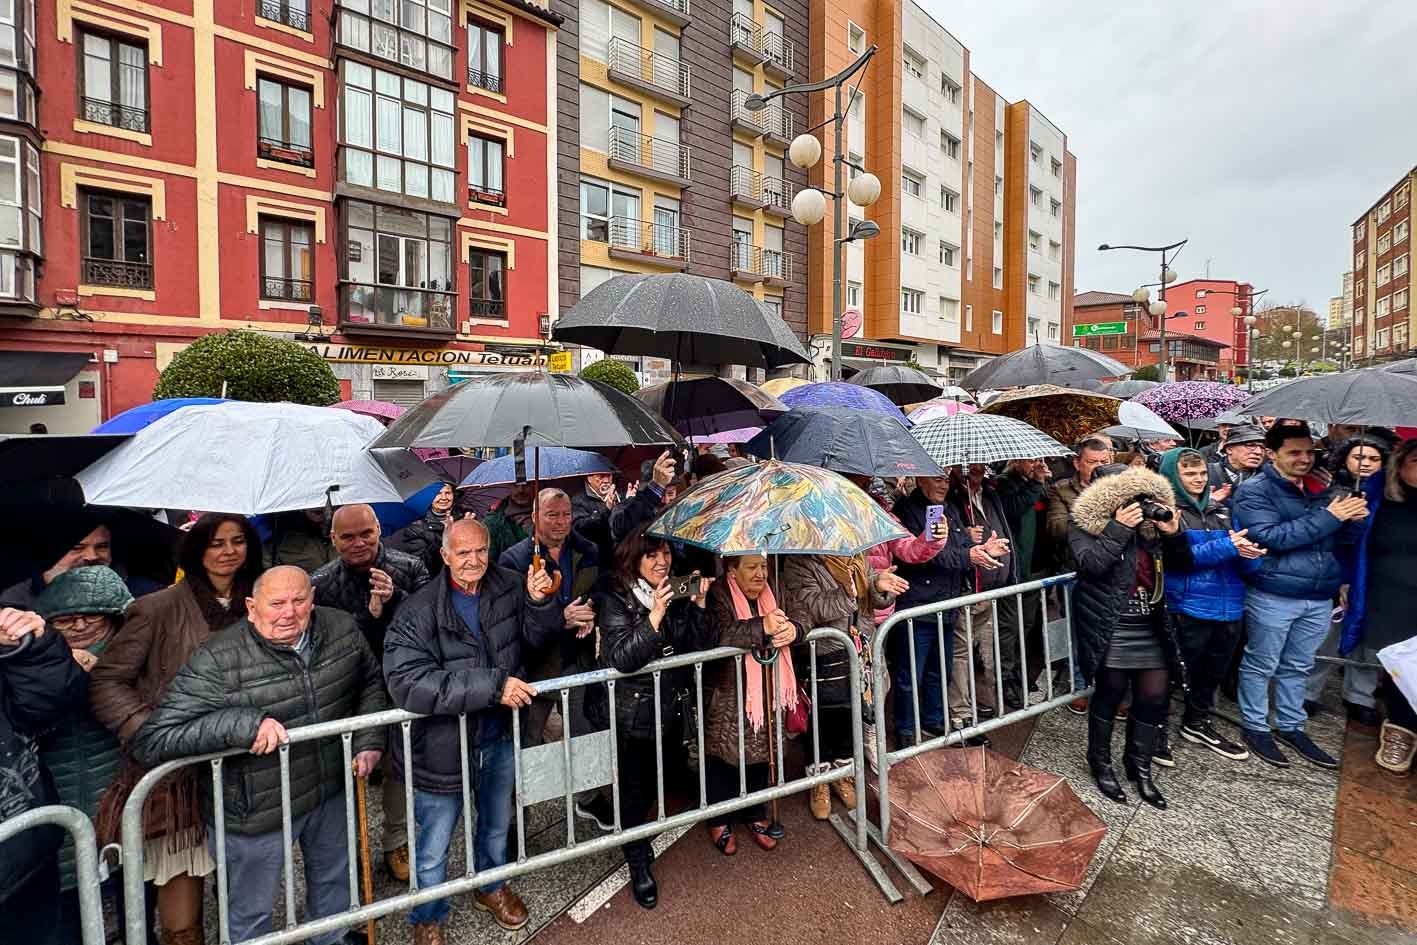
[[257, 0, 310, 31], [608, 125, 691, 183], [258, 136, 315, 168], [81, 98, 148, 133], [468, 69, 502, 94], [262, 276, 314, 303], [83, 257, 153, 289]]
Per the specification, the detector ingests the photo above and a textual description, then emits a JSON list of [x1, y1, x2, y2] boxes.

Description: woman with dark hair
[[90, 513, 264, 945], [1366, 439, 1417, 774], [587, 524, 717, 910]]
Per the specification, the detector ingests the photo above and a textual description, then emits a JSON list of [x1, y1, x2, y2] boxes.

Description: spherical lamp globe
[[791, 188, 828, 226], [847, 172, 881, 208], [788, 134, 823, 169]]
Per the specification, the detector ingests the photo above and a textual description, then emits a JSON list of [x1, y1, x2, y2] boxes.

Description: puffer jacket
[[1231, 462, 1362, 601], [130, 607, 388, 836], [386, 510, 446, 577], [1158, 449, 1246, 623], [1066, 468, 1193, 682], [311, 545, 431, 655], [382, 567, 562, 794]]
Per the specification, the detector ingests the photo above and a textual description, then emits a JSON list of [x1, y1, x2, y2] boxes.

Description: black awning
[[0, 351, 93, 387]]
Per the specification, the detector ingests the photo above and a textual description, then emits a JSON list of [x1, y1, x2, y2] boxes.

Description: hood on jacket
[[1159, 447, 1210, 513], [1071, 466, 1176, 536]]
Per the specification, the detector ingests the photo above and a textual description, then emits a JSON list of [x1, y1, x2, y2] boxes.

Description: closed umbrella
[[1237, 370, 1417, 427], [744, 407, 943, 479], [1133, 381, 1250, 423], [761, 376, 811, 399], [779, 382, 909, 424], [906, 399, 978, 425], [552, 272, 811, 368], [912, 413, 1072, 468], [634, 376, 787, 437], [959, 343, 1128, 391], [92, 398, 226, 434], [846, 365, 943, 406]]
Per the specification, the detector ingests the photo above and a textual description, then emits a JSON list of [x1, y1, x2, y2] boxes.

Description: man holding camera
[[1231, 423, 1369, 769]]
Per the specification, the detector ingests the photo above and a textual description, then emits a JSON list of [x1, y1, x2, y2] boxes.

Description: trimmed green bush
[[153, 330, 341, 405], [579, 358, 639, 395], [1130, 364, 1162, 381]]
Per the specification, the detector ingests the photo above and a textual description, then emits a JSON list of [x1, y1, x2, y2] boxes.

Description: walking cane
[[753, 645, 785, 838], [354, 772, 378, 945]]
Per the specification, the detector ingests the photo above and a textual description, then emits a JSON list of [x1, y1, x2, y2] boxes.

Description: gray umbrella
[[1237, 370, 1417, 426], [846, 365, 943, 406], [553, 272, 812, 368], [634, 376, 788, 437], [1379, 358, 1417, 375], [1099, 379, 1161, 398], [959, 344, 1129, 391]]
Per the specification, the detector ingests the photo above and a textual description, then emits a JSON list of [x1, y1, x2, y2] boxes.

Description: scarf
[[823, 554, 869, 609], [632, 578, 657, 610], [727, 573, 797, 732], [187, 575, 249, 634]]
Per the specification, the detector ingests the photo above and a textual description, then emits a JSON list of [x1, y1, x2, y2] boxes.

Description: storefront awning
[[0, 351, 93, 408]]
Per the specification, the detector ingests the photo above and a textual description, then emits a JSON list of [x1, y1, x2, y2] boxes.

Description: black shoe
[[1276, 729, 1340, 769], [1123, 719, 1168, 810], [629, 861, 657, 909], [1243, 730, 1291, 768], [1303, 699, 1330, 718], [575, 795, 616, 832], [1345, 701, 1380, 728], [1152, 726, 1176, 769], [1086, 711, 1127, 804], [1180, 719, 1250, 760]]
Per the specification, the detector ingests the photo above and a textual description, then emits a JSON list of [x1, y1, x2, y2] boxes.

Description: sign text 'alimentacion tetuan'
[[301, 343, 547, 367]]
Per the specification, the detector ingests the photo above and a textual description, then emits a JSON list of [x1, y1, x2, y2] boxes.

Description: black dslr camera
[[1134, 496, 1174, 523]]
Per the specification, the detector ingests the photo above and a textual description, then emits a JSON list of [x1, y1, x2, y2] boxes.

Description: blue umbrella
[[460, 446, 615, 488], [778, 382, 909, 424], [744, 407, 941, 479], [93, 398, 226, 434]]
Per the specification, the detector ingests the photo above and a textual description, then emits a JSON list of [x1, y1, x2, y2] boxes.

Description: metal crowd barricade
[[121, 628, 871, 945], [0, 805, 111, 945]]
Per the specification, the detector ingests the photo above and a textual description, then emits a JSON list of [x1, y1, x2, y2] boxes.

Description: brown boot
[[809, 781, 831, 820], [474, 885, 529, 931], [412, 921, 445, 945], [1377, 721, 1417, 775], [830, 765, 857, 809], [384, 844, 410, 882], [159, 930, 204, 945]]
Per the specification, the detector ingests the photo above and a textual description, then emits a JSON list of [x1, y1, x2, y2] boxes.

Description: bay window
[[0, 135, 39, 302], [0, 0, 37, 124], [335, 0, 454, 81], [340, 61, 457, 204], [340, 201, 456, 333]]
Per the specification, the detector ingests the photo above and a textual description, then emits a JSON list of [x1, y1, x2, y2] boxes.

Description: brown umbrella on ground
[[886, 746, 1107, 902]]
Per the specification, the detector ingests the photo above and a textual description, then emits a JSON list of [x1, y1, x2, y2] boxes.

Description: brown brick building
[[1351, 166, 1414, 363]]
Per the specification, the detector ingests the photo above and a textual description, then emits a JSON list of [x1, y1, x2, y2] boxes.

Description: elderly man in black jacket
[[132, 567, 388, 945], [383, 518, 558, 942]]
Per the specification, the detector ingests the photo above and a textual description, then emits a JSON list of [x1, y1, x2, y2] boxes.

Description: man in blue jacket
[[1231, 423, 1369, 768]]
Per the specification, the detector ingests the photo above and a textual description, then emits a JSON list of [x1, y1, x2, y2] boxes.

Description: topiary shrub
[[154, 330, 341, 405], [579, 358, 639, 395], [1130, 364, 1162, 382]]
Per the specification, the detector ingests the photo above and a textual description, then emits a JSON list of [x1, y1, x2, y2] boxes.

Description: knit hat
[[36, 565, 134, 621]]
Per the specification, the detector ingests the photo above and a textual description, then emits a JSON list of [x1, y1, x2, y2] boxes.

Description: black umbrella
[[634, 377, 787, 437], [1238, 370, 1417, 426], [1, 508, 179, 593], [846, 365, 944, 406], [1099, 379, 1160, 398], [959, 344, 1129, 391], [1379, 358, 1417, 375], [0, 434, 130, 483], [552, 273, 812, 368], [744, 407, 943, 479]]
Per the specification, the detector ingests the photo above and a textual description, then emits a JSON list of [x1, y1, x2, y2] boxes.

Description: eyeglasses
[[50, 613, 110, 631]]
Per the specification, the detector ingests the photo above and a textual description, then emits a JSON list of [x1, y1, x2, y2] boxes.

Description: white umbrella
[[1108, 401, 1180, 439], [76, 402, 434, 515]]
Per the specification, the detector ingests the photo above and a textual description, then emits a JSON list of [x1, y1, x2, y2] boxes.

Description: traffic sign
[[548, 351, 573, 373], [1072, 322, 1126, 337]]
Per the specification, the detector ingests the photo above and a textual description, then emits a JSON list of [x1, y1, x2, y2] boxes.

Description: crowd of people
[[1, 416, 1414, 945]]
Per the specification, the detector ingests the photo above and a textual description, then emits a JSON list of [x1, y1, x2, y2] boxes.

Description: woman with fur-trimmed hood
[[1067, 465, 1192, 810]]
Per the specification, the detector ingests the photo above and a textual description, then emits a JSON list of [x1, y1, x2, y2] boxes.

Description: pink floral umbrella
[[1133, 381, 1250, 423], [330, 400, 450, 462], [907, 398, 979, 425]]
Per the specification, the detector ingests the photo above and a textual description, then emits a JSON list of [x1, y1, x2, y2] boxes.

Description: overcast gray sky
[[923, 0, 1417, 316]]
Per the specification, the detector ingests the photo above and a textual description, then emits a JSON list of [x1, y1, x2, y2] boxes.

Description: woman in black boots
[[1067, 465, 1191, 809]]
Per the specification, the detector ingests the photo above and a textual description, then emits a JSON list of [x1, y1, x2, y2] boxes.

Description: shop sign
[[2, 388, 65, 407], [547, 351, 573, 373], [371, 365, 427, 380], [840, 341, 912, 362], [302, 343, 546, 367]]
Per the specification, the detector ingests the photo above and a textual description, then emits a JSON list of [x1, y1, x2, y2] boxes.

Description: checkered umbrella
[[911, 412, 1072, 467]]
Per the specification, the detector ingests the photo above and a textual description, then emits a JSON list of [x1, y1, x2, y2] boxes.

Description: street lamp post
[[1196, 285, 1267, 388], [746, 47, 881, 381], [1099, 240, 1188, 382]]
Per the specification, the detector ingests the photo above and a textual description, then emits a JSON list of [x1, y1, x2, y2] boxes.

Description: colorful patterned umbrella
[[906, 398, 978, 425], [1133, 381, 1250, 422], [779, 382, 909, 424], [980, 385, 1123, 444], [647, 459, 908, 556]]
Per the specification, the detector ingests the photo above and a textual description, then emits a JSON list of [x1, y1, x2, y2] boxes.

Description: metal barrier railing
[[0, 805, 112, 945], [120, 628, 869, 945]]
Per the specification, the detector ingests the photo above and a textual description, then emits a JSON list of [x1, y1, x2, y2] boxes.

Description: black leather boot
[[629, 860, 658, 909], [1124, 718, 1169, 810], [1087, 710, 1127, 804]]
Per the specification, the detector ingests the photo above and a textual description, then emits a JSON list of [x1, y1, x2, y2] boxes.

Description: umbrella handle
[[751, 646, 779, 667]]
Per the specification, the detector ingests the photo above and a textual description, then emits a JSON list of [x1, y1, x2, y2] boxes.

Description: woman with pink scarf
[[702, 555, 799, 855]]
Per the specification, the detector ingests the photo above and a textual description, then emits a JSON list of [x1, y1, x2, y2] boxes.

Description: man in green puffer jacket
[[133, 566, 388, 945]]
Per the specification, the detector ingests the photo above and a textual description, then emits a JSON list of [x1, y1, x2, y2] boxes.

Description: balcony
[[81, 98, 148, 134], [257, 0, 310, 31], [607, 217, 690, 270], [338, 283, 458, 340], [730, 89, 792, 146], [262, 276, 314, 304], [258, 136, 315, 169], [82, 257, 153, 290], [618, 0, 690, 28], [468, 182, 506, 207], [470, 296, 506, 320], [468, 68, 503, 95], [728, 14, 794, 77], [608, 126, 692, 188], [730, 244, 793, 287], [730, 165, 794, 215], [607, 38, 691, 107]]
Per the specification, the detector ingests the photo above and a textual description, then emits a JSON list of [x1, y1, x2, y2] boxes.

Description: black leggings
[[1382, 673, 1417, 730], [1091, 666, 1169, 725]]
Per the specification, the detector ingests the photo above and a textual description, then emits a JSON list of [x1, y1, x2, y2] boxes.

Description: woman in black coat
[[1067, 465, 1190, 809], [590, 524, 717, 910]]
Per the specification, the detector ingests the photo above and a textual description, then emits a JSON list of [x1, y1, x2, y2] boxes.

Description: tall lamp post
[[1196, 285, 1267, 388], [1099, 239, 1188, 382], [746, 47, 882, 381]]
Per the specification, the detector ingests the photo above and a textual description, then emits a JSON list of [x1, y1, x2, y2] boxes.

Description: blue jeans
[[892, 615, 950, 741], [1239, 588, 1331, 734], [408, 735, 515, 926]]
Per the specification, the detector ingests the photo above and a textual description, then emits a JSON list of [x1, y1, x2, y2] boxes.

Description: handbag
[[1378, 635, 1417, 715], [0, 735, 44, 825], [786, 685, 812, 736]]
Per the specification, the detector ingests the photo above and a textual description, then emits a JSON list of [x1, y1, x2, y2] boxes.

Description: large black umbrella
[[846, 365, 943, 406], [1379, 358, 1417, 375], [0, 434, 129, 484], [634, 376, 787, 437], [744, 407, 943, 479], [1238, 370, 1417, 426], [1, 507, 179, 594], [552, 273, 812, 368], [1099, 379, 1160, 398], [960, 344, 1128, 391]]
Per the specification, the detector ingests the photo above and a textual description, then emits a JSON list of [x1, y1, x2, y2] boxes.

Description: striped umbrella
[[912, 413, 1072, 468]]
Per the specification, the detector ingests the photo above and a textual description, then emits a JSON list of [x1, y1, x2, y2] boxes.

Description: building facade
[[1069, 289, 1229, 381], [1351, 166, 1413, 364], [1329, 270, 1353, 343], [1150, 278, 1254, 378], [0, 0, 562, 433]]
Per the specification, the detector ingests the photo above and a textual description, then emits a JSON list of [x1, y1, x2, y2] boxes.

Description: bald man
[[132, 566, 388, 945], [311, 504, 429, 881]]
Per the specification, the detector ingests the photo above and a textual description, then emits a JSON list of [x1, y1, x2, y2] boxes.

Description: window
[[938, 241, 957, 266], [762, 297, 782, 322], [941, 75, 961, 104], [1029, 141, 1042, 165], [1050, 198, 1061, 218], [901, 227, 923, 256], [1028, 230, 1041, 252], [468, 248, 506, 318], [339, 61, 458, 203], [901, 288, 923, 314], [992, 266, 1002, 289], [1194, 321, 1206, 331], [1194, 304, 1206, 314], [1395, 288, 1409, 312], [847, 92, 864, 122], [1398, 186, 1410, 210], [995, 176, 1002, 197], [1355, 221, 1366, 242], [1397, 221, 1410, 245], [340, 201, 456, 331], [940, 131, 960, 159], [467, 18, 504, 92], [258, 0, 311, 31], [1356, 249, 1366, 269], [1378, 263, 1391, 286], [259, 218, 314, 303], [1103, 334, 1118, 351], [1051, 157, 1062, 179], [1028, 274, 1040, 295], [1395, 254, 1409, 278], [902, 108, 925, 138], [0, 1, 38, 123], [1378, 232, 1391, 254], [902, 170, 923, 197], [965, 304, 973, 331], [1378, 200, 1391, 223], [1377, 328, 1390, 348], [82, 190, 152, 288], [257, 77, 313, 167], [847, 281, 862, 308], [0, 135, 40, 301], [1377, 295, 1391, 317], [80, 31, 148, 132], [995, 130, 1003, 151], [1195, 289, 1207, 298], [1397, 323, 1410, 350], [904, 47, 925, 80], [1027, 316, 1040, 337], [1047, 281, 1060, 301], [580, 177, 640, 241], [994, 221, 1003, 241], [1048, 239, 1061, 261], [336, 0, 455, 81], [991, 310, 1003, 333], [1046, 323, 1057, 341], [940, 186, 959, 212], [848, 22, 865, 55], [939, 296, 958, 321], [1029, 186, 1042, 208], [467, 134, 506, 204]]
